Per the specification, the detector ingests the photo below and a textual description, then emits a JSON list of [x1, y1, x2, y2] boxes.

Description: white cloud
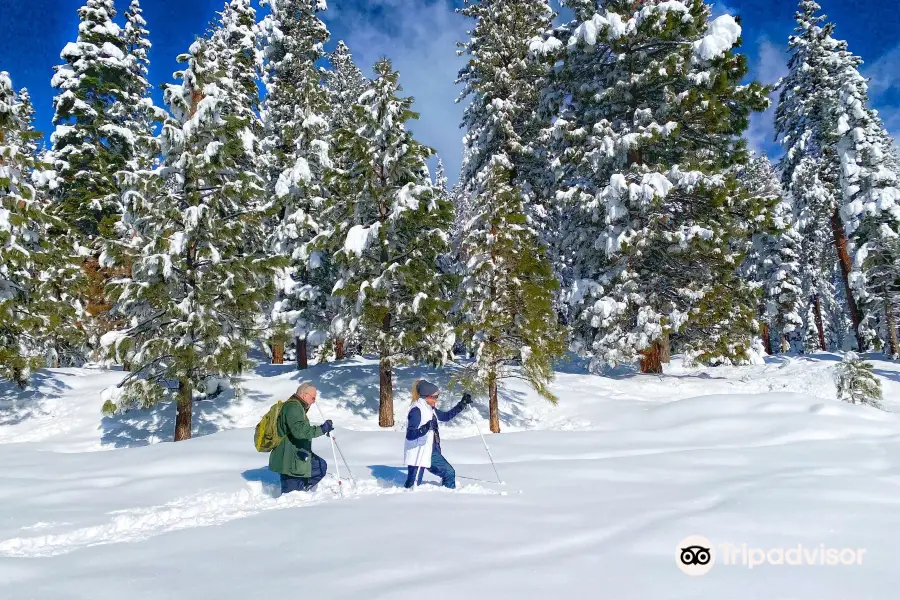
[[711, 2, 738, 19], [322, 0, 468, 185], [745, 37, 788, 158], [863, 43, 900, 140], [864, 44, 900, 98]]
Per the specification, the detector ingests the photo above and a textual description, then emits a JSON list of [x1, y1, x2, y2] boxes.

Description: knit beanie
[[416, 380, 439, 398]]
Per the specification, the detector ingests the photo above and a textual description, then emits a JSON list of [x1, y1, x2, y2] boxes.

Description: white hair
[[297, 382, 316, 396]]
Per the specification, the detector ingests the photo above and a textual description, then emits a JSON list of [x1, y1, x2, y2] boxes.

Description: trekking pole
[[468, 403, 503, 484], [314, 403, 356, 485], [314, 405, 344, 497]]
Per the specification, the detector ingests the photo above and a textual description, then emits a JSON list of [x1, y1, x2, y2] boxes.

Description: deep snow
[[1, 353, 899, 599]]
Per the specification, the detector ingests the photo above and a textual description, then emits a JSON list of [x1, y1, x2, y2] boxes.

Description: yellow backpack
[[254, 397, 295, 452]]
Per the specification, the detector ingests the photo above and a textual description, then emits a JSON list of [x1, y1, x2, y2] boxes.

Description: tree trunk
[[831, 209, 865, 350], [335, 338, 345, 360], [640, 340, 663, 374], [272, 341, 284, 365], [884, 288, 899, 358], [761, 323, 773, 355], [296, 337, 308, 370], [813, 295, 827, 351], [174, 378, 192, 442], [488, 372, 500, 434], [378, 307, 394, 427], [379, 356, 394, 427], [660, 330, 671, 363]]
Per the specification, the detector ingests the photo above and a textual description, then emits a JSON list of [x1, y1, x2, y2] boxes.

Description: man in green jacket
[[268, 382, 334, 494]]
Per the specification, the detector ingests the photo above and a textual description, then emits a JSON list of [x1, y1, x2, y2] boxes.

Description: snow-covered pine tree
[[538, 0, 770, 374], [789, 156, 839, 351], [456, 0, 566, 432], [318, 39, 370, 362], [326, 59, 453, 427], [48, 0, 155, 357], [119, 0, 162, 173], [0, 73, 79, 386], [13, 89, 40, 158], [449, 145, 475, 260], [49, 0, 132, 242], [99, 0, 166, 372], [834, 351, 883, 408], [260, 0, 334, 368], [775, 0, 871, 351], [742, 156, 804, 353], [433, 157, 454, 269], [102, 1, 279, 442], [324, 40, 370, 132], [832, 52, 900, 357], [434, 157, 449, 194]]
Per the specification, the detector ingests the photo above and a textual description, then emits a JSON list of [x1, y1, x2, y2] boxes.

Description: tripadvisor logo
[[677, 535, 715, 576], [676, 536, 867, 575]]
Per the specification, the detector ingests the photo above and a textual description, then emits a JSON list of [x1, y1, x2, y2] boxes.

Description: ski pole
[[315, 403, 356, 485], [468, 403, 503, 484], [326, 426, 343, 498], [331, 436, 357, 485], [314, 404, 344, 496]]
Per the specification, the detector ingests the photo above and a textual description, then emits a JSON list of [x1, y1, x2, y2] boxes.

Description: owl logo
[[676, 536, 715, 575], [680, 545, 712, 565]]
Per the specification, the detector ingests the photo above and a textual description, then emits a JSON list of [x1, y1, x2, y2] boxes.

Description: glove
[[461, 393, 473, 407], [320, 420, 334, 435], [414, 418, 437, 437]]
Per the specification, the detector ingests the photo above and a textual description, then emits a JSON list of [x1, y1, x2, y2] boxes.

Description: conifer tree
[[1, 73, 79, 386], [324, 40, 370, 132], [102, 1, 278, 441], [260, 0, 334, 368], [14, 89, 40, 158], [50, 0, 132, 242], [326, 59, 453, 427], [456, 0, 566, 432], [434, 157, 449, 194], [539, 0, 770, 373], [775, 0, 869, 350], [789, 156, 839, 351], [832, 53, 900, 357], [318, 39, 370, 361], [100, 0, 166, 371], [48, 0, 157, 356], [119, 0, 161, 172], [834, 351, 883, 408], [743, 156, 804, 353]]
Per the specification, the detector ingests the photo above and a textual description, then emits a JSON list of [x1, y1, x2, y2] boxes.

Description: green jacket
[[268, 396, 325, 477]]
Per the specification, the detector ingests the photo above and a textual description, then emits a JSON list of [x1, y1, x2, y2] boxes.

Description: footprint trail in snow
[[0, 478, 503, 558]]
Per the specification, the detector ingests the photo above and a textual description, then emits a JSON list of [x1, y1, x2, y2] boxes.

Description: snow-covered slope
[[1, 354, 899, 599]]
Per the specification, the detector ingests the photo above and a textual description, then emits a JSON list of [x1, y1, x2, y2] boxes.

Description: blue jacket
[[406, 399, 467, 454]]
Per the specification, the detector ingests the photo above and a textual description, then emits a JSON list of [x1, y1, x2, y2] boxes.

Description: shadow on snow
[[0, 370, 73, 427]]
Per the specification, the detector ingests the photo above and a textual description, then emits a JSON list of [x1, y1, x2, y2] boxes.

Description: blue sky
[[1, 0, 898, 184]]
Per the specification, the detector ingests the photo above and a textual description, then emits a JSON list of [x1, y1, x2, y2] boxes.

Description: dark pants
[[405, 449, 456, 489], [280, 453, 327, 494]]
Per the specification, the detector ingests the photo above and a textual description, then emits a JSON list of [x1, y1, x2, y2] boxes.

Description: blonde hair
[[411, 379, 422, 405]]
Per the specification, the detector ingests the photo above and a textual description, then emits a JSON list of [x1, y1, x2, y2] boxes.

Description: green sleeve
[[283, 402, 324, 440]]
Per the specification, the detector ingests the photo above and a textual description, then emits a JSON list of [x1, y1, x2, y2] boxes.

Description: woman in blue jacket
[[404, 379, 472, 489]]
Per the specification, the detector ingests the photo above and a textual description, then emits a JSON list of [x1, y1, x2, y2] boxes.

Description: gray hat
[[416, 380, 439, 398]]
